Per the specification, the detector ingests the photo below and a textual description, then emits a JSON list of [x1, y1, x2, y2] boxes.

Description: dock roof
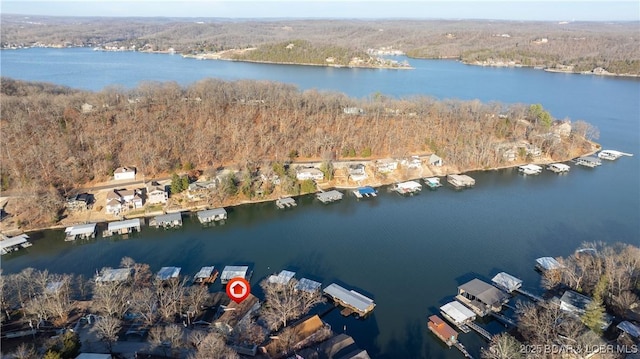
[[459, 279, 509, 306], [428, 315, 458, 341], [107, 218, 141, 231], [440, 301, 476, 324], [197, 208, 226, 219], [268, 270, 296, 285], [357, 186, 376, 195], [317, 190, 343, 201], [156, 266, 181, 280], [296, 278, 322, 293], [96, 268, 132, 283], [153, 212, 182, 223], [277, 197, 296, 205], [397, 180, 421, 190], [194, 266, 216, 279], [0, 234, 30, 251], [65, 223, 97, 236], [221, 265, 249, 281], [323, 283, 374, 313], [536, 257, 563, 271], [491, 272, 523, 293]]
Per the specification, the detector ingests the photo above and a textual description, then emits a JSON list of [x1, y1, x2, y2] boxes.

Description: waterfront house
[[559, 290, 612, 330], [66, 193, 94, 211], [114, 166, 136, 181], [402, 156, 422, 169], [502, 149, 517, 161], [456, 278, 509, 317], [146, 185, 168, 204], [428, 154, 443, 166], [616, 321, 640, 342], [64, 223, 98, 241], [348, 164, 368, 181], [296, 167, 324, 181], [187, 180, 216, 200], [343, 107, 364, 115], [105, 198, 122, 215], [375, 159, 398, 173], [220, 265, 252, 284]]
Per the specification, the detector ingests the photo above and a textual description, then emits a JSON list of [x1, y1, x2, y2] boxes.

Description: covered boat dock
[[156, 266, 181, 281], [447, 174, 475, 188], [576, 156, 602, 168], [0, 234, 32, 255], [64, 223, 98, 241], [317, 190, 343, 203], [353, 186, 377, 198], [103, 218, 142, 237], [535, 257, 563, 272], [296, 278, 322, 293], [150, 212, 183, 228], [456, 278, 509, 317], [392, 180, 422, 195], [491, 272, 523, 293], [275, 197, 297, 209], [323, 283, 375, 317], [547, 163, 570, 173], [440, 301, 476, 332], [193, 266, 219, 285], [220, 265, 252, 284], [197, 208, 227, 224]]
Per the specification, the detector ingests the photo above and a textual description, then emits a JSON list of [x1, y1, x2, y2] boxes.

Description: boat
[[518, 164, 543, 175], [423, 177, 442, 189], [547, 163, 570, 173]]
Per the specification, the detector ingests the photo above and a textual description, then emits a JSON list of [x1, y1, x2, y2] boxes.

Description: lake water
[[1, 48, 639, 358]]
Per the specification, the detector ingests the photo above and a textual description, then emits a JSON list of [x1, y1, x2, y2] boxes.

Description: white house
[[428, 154, 443, 167], [114, 167, 136, 181], [296, 168, 324, 181], [105, 198, 122, 215], [376, 159, 398, 173], [147, 186, 168, 204], [348, 164, 368, 181]]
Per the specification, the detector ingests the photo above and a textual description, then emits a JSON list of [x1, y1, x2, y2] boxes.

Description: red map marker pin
[[226, 277, 250, 304]]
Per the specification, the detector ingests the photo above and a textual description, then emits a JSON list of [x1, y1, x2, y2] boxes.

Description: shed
[[268, 270, 296, 285], [156, 266, 181, 281], [491, 272, 523, 293], [440, 301, 476, 324], [220, 265, 251, 284], [197, 208, 227, 223], [323, 283, 375, 317], [296, 278, 322, 293], [65, 223, 98, 241]]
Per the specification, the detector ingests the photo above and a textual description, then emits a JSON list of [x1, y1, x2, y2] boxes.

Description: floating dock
[[440, 301, 476, 333], [156, 266, 181, 281], [447, 174, 475, 188], [456, 278, 509, 317], [296, 278, 322, 293], [150, 212, 183, 228], [353, 186, 377, 198], [427, 315, 458, 346], [317, 190, 344, 203], [102, 218, 142, 237], [193, 266, 219, 285], [197, 208, 227, 224], [598, 149, 633, 160], [491, 272, 523, 293], [535, 256, 563, 272], [64, 223, 98, 241], [423, 177, 442, 189], [576, 156, 602, 168], [0, 234, 32, 255], [220, 265, 252, 284], [323, 283, 375, 318], [392, 180, 422, 195], [547, 163, 570, 173], [518, 164, 543, 175], [275, 197, 297, 209]]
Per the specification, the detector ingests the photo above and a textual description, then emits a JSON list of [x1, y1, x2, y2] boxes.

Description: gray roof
[[440, 301, 476, 324], [276, 197, 296, 205], [0, 234, 30, 250], [617, 321, 640, 338], [65, 223, 97, 236], [296, 278, 322, 293], [197, 208, 227, 219], [221, 265, 249, 281], [560, 290, 592, 313], [153, 212, 182, 224], [317, 190, 343, 201], [268, 270, 296, 285], [458, 279, 509, 306], [107, 218, 141, 231], [491, 272, 523, 292], [156, 266, 181, 280], [323, 283, 375, 313], [96, 268, 132, 283], [536, 257, 563, 271], [194, 266, 216, 279]]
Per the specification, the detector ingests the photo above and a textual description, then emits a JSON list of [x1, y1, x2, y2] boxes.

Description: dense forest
[[2, 15, 639, 75], [1, 78, 596, 227]]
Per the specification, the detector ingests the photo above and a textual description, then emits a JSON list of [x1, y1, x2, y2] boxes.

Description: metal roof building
[[317, 190, 343, 203], [65, 223, 97, 241], [440, 301, 476, 324], [323, 283, 375, 316], [296, 278, 322, 293], [95, 268, 133, 283], [156, 266, 181, 281], [457, 279, 509, 316], [536, 257, 563, 271], [0, 234, 31, 255], [268, 270, 296, 285], [220, 265, 250, 284], [197, 208, 227, 223], [151, 212, 182, 228], [491, 272, 523, 293]]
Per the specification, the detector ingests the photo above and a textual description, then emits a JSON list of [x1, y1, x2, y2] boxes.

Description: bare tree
[[91, 315, 121, 353], [260, 278, 325, 331], [10, 343, 37, 359], [188, 332, 239, 359], [130, 286, 158, 325], [481, 333, 523, 359], [184, 285, 210, 317], [92, 278, 131, 318], [155, 277, 187, 322], [149, 324, 185, 357]]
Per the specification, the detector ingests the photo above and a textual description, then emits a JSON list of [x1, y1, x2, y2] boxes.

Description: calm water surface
[[1, 48, 639, 358]]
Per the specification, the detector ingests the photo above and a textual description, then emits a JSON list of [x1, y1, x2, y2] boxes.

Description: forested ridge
[[2, 15, 639, 75], [1, 78, 595, 227]]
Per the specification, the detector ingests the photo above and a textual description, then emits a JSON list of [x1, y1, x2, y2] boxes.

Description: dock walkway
[[515, 288, 543, 302], [466, 321, 492, 341], [490, 312, 517, 327], [453, 342, 474, 359], [275, 197, 297, 209]]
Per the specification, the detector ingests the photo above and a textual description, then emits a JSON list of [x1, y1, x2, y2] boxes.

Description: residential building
[[296, 167, 324, 181], [114, 167, 136, 180]]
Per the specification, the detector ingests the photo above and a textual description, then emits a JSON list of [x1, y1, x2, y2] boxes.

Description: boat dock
[[453, 341, 474, 359], [465, 320, 493, 341], [440, 301, 476, 333], [193, 266, 219, 285], [491, 272, 523, 293], [102, 218, 142, 237], [392, 180, 422, 195], [149, 212, 183, 228], [353, 186, 377, 198], [489, 311, 517, 327], [196, 208, 227, 224], [427, 315, 458, 346], [598, 149, 633, 160], [317, 190, 344, 204], [156, 266, 181, 281], [323, 283, 375, 318], [447, 174, 475, 188], [547, 163, 570, 173], [220, 265, 252, 284], [275, 197, 297, 209], [423, 177, 442, 189], [64, 223, 97, 241], [518, 164, 543, 175], [576, 156, 602, 168], [0, 234, 32, 255], [456, 279, 509, 317]]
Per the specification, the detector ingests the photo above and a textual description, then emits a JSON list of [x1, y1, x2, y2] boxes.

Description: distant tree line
[[1, 78, 595, 227], [232, 39, 370, 66], [2, 16, 638, 75]]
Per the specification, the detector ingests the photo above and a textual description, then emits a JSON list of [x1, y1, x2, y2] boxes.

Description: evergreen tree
[[582, 275, 607, 334], [170, 173, 182, 194]]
